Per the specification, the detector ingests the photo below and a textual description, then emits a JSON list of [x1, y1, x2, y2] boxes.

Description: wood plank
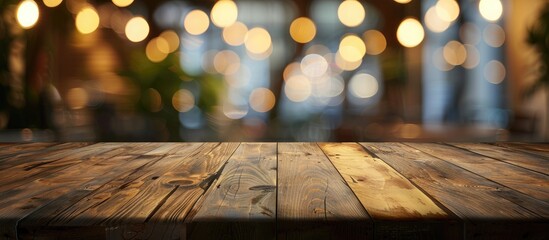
[[0, 142, 92, 171], [448, 143, 549, 174], [29, 143, 238, 239], [0, 143, 143, 193], [361, 142, 549, 239], [494, 142, 549, 159], [319, 143, 460, 239], [406, 143, 549, 202], [16, 143, 202, 239], [0, 143, 162, 239], [187, 143, 277, 240], [277, 143, 372, 239], [0, 142, 57, 157], [122, 142, 241, 240]]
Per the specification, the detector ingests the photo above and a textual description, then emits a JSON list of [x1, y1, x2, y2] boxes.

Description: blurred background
[[0, 0, 547, 142]]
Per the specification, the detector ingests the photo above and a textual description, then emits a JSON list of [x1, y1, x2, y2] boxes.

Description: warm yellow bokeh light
[[17, 0, 39, 29], [290, 17, 316, 44], [479, 0, 503, 22], [214, 50, 240, 75], [172, 89, 195, 112], [249, 88, 276, 113], [435, 0, 460, 22], [146, 38, 168, 63], [484, 60, 506, 84], [443, 40, 467, 66], [283, 62, 301, 81], [363, 30, 386, 55], [160, 30, 180, 53], [337, 0, 365, 27], [223, 21, 248, 46], [43, 0, 62, 8], [112, 0, 134, 8], [338, 35, 366, 62], [394, 0, 412, 3], [425, 6, 450, 33], [349, 73, 378, 98], [211, 0, 238, 28], [335, 52, 362, 71], [184, 10, 210, 35], [285, 75, 312, 102], [244, 27, 272, 54], [76, 7, 100, 34], [66, 88, 88, 110], [125, 17, 149, 42], [397, 18, 424, 48], [144, 88, 163, 112]]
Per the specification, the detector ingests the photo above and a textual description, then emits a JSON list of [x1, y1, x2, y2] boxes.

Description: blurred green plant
[[527, 3, 549, 95]]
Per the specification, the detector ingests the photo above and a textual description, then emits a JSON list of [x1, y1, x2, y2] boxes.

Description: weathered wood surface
[[278, 143, 372, 239], [0, 142, 546, 239]]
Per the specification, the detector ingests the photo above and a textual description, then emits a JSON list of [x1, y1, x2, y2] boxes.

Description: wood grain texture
[[188, 143, 277, 240], [0, 142, 92, 171], [278, 143, 372, 239], [89, 142, 239, 240], [0, 143, 159, 238], [406, 143, 549, 202], [448, 143, 549, 174], [494, 142, 549, 159], [0, 142, 57, 157], [361, 142, 549, 239], [320, 142, 460, 239], [319, 142, 448, 220]]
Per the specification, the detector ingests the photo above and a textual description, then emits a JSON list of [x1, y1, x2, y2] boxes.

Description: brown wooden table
[[0, 142, 547, 239]]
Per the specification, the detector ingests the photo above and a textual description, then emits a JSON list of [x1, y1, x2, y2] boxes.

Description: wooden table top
[[0, 142, 547, 239]]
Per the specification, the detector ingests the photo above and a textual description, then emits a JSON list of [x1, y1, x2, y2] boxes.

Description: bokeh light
[[112, 0, 133, 8], [159, 30, 180, 53], [214, 50, 240, 75], [479, 0, 503, 22], [146, 38, 168, 62], [335, 52, 362, 71], [75, 7, 100, 34], [425, 6, 451, 33], [443, 41, 467, 66], [249, 88, 276, 112], [210, 0, 238, 28], [435, 0, 460, 23], [484, 60, 506, 84], [222, 21, 248, 46], [337, 0, 365, 27], [483, 24, 505, 47], [244, 27, 272, 55], [144, 88, 163, 112], [43, 0, 62, 8], [397, 18, 424, 48], [17, 0, 39, 29], [290, 17, 317, 44], [66, 88, 89, 110], [433, 47, 454, 71], [184, 10, 210, 35], [338, 34, 366, 62], [285, 75, 312, 102], [300, 54, 328, 78], [125, 17, 149, 42], [394, 0, 412, 3], [349, 73, 379, 98], [363, 30, 386, 55], [462, 44, 480, 69], [172, 89, 195, 112]]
